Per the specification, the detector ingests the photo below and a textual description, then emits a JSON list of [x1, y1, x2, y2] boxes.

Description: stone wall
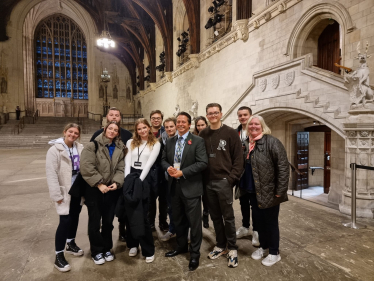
[[329, 130, 345, 205]]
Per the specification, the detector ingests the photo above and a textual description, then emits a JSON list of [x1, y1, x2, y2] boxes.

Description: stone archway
[[284, 0, 354, 68], [255, 108, 346, 206]]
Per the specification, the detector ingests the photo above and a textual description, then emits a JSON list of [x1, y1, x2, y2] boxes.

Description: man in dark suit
[[161, 112, 208, 271]]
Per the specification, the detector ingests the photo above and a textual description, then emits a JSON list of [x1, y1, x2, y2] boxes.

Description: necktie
[[174, 137, 184, 163]]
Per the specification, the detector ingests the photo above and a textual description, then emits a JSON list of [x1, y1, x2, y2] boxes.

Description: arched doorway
[[258, 110, 345, 208]]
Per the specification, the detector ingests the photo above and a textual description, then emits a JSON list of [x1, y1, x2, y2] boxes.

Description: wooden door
[[324, 132, 331, 193], [318, 21, 340, 74], [296, 132, 309, 190]]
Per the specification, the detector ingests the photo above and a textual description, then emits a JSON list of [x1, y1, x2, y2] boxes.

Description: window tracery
[[35, 14, 88, 99]]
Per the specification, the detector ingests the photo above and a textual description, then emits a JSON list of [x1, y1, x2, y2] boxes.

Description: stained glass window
[[35, 14, 88, 99]]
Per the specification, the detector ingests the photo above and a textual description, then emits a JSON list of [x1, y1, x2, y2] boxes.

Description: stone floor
[[0, 148, 374, 281]]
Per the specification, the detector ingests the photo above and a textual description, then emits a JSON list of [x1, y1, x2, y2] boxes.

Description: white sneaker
[[160, 231, 176, 242], [236, 226, 249, 239], [252, 231, 260, 246], [129, 247, 138, 257], [251, 248, 268, 260], [145, 255, 155, 263], [261, 254, 281, 266]]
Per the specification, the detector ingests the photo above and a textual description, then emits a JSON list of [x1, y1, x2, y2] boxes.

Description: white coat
[[46, 140, 84, 215]]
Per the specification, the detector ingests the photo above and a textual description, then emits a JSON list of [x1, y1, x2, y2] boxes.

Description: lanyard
[[137, 143, 147, 161], [67, 145, 76, 170]]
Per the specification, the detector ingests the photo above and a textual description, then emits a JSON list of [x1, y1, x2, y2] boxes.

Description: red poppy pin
[[188, 139, 192, 145]]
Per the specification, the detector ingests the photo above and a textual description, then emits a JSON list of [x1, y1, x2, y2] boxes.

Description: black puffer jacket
[[249, 134, 289, 209]]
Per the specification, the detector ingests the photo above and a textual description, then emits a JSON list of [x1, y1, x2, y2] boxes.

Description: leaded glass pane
[[35, 14, 88, 99]]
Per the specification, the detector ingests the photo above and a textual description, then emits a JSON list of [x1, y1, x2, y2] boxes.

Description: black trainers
[[92, 253, 105, 265], [66, 240, 84, 256], [54, 252, 71, 272], [104, 251, 114, 262]]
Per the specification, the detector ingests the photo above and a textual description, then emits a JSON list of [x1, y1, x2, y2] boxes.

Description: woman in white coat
[[46, 123, 84, 272]]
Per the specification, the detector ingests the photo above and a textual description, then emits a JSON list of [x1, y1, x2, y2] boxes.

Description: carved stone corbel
[[149, 83, 157, 92], [233, 19, 249, 42], [188, 54, 200, 69], [164, 72, 173, 83]]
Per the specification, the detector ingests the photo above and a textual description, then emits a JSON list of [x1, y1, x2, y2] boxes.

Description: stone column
[[339, 110, 374, 218]]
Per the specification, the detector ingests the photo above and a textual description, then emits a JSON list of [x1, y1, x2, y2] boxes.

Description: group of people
[[46, 103, 289, 273]]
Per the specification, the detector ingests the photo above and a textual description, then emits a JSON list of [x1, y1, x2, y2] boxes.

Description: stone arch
[[253, 105, 345, 139], [284, 0, 354, 66], [8, 0, 98, 113]]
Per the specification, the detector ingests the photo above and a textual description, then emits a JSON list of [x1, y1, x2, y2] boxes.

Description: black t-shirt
[[90, 127, 132, 145]]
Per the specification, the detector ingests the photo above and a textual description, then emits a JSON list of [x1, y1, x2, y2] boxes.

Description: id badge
[[173, 162, 181, 170], [209, 153, 216, 158], [134, 161, 142, 167]]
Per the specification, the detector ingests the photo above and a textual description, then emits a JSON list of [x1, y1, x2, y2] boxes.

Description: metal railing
[[88, 112, 103, 129], [121, 114, 143, 131], [13, 116, 25, 134], [32, 109, 39, 124], [289, 161, 307, 198], [342, 163, 373, 229]]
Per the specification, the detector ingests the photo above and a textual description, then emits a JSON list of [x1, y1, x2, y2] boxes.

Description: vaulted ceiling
[[0, 0, 201, 95]]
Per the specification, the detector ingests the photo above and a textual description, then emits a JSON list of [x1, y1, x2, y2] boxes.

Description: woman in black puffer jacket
[[243, 115, 289, 267]]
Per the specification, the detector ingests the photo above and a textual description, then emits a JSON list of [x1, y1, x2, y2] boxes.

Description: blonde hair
[[63, 123, 81, 141], [131, 118, 158, 149], [247, 115, 271, 135]]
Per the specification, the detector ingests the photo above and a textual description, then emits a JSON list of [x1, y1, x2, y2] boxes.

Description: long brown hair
[[193, 116, 208, 135], [131, 118, 157, 149]]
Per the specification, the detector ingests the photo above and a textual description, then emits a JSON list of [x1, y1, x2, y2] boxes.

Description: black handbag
[[69, 173, 89, 197]]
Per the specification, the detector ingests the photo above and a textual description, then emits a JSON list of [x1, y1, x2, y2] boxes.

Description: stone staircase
[[0, 117, 101, 149]]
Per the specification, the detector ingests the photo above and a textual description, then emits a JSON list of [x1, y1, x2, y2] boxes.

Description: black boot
[[202, 211, 209, 229], [54, 252, 71, 272], [119, 223, 126, 242]]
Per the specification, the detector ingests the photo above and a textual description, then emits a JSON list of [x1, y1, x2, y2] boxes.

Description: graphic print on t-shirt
[[217, 139, 227, 151]]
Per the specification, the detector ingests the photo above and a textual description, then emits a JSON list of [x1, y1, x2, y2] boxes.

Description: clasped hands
[[98, 182, 118, 194], [167, 166, 183, 178]]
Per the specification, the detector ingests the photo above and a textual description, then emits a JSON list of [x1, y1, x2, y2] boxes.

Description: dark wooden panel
[[324, 131, 331, 194], [237, 0, 252, 20], [318, 21, 340, 74]]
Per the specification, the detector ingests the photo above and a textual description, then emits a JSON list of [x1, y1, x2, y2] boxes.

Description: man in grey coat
[[161, 112, 208, 271]]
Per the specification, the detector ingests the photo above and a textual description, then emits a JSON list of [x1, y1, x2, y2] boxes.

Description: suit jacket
[[161, 132, 208, 199]]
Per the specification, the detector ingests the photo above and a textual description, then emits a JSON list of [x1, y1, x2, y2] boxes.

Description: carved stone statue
[[99, 84, 104, 99], [189, 101, 198, 120], [173, 104, 180, 117], [1, 77, 6, 94], [344, 42, 374, 108], [113, 85, 118, 99]]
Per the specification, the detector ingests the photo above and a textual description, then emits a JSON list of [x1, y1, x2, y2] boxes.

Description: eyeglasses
[[151, 117, 162, 121], [207, 112, 220, 117]]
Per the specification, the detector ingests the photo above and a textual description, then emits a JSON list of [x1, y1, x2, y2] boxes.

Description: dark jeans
[[206, 179, 237, 250], [202, 185, 209, 215], [166, 187, 175, 234], [55, 195, 82, 251], [171, 181, 202, 259], [239, 192, 257, 231], [87, 191, 119, 256], [125, 200, 155, 257], [148, 180, 168, 226], [251, 194, 280, 255]]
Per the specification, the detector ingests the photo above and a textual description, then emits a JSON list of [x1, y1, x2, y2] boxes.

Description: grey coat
[[80, 133, 125, 188], [247, 134, 290, 209]]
